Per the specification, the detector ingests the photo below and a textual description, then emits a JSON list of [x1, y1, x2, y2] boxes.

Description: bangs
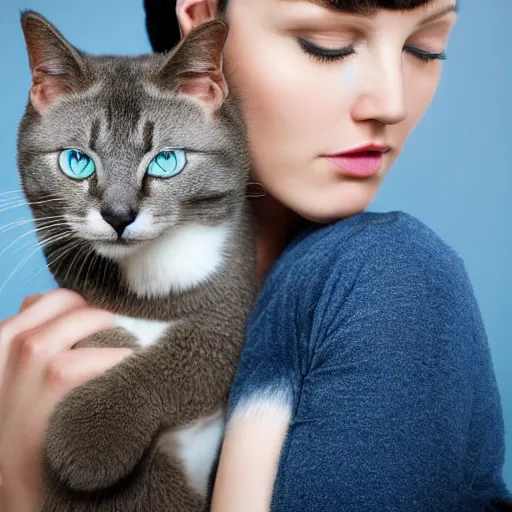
[[217, 0, 435, 13], [319, 0, 434, 12]]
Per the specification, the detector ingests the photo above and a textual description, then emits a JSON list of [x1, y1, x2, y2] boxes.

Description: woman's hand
[[0, 289, 132, 512]]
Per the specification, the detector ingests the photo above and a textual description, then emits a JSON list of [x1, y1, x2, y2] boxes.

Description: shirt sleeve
[[225, 256, 306, 426], [268, 213, 509, 511]]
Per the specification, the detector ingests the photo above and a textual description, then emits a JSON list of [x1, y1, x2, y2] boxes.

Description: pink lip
[[325, 144, 389, 178]]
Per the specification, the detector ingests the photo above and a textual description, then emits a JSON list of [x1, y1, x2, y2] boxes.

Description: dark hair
[[144, 0, 434, 53]]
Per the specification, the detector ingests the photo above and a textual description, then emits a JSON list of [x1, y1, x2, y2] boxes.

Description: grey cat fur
[[17, 10, 257, 512]]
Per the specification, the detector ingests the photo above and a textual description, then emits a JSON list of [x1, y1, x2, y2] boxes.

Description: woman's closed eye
[[297, 38, 355, 63], [403, 45, 447, 62], [297, 38, 447, 63]]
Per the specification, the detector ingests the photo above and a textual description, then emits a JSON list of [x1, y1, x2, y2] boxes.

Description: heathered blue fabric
[[226, 211, 510, 511]]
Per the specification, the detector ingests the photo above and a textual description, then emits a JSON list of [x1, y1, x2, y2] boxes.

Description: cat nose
[[100, 205, 138, 237]]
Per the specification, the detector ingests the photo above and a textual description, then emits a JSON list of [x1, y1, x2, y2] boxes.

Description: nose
[[101, 205, 138, 237], [351, 56, 407, 126]]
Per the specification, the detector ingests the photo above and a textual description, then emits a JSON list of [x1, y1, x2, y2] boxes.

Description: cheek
[[223, 28, 346, 172], [225, 42, 308, 135], [399, 64, 442, 139]]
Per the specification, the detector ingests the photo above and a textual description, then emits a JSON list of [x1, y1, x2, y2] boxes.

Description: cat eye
[[147, 150, 187, 179], [58, 149, 96, 180]]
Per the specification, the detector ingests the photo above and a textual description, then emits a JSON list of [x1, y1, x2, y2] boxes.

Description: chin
[[93, 240, 148, 260], [286, 185, 378, 224]]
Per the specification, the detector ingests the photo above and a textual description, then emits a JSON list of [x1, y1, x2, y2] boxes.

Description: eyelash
[[297, 38, 447, 64]]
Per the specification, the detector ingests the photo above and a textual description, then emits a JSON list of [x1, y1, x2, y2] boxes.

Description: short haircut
[[145, 0, 434, 53]]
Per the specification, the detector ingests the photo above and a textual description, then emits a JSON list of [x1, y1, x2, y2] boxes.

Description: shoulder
[[253, 211, 478, 346], [270, 211, 466, 295], [253, 211, 475, 336], [304, 210, 460, 266]]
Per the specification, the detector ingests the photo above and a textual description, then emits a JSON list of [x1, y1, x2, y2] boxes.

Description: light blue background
[[0, 0, 510, 489]]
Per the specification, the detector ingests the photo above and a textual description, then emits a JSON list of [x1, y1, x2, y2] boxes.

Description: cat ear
[[155, 19, 229, 114], [20, 10, 88, 114]]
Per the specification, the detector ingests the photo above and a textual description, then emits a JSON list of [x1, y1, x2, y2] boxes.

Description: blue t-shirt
[[226, 211, 509, 511]]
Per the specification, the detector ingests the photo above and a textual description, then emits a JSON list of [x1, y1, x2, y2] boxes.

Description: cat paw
[[45, 377, 158, 492]]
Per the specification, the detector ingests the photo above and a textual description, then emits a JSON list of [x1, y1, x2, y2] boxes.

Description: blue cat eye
[[147, 150, 187, 178], [58, 149, 96, 180]]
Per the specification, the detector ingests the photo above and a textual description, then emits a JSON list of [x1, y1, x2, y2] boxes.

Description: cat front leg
[[44, 329, 162, 493], [39, 449, 208, 512], [148, 321, 244, 427], [44, 320, 241, 494]]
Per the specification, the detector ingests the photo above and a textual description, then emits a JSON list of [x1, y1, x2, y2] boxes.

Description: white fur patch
[[157, 409, 225, 497], [121, 223, 231, 298], [85, 208, 113, 235], [228, 386, 293, 428], [123, 211, 155, 238], [114, 315, 172, 347]]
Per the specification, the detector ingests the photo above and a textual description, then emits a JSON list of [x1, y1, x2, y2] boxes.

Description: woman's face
[[217, 0, 457, 222]]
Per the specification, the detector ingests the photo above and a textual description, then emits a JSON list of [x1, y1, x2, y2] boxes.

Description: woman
[[0, 0, 510, 510]]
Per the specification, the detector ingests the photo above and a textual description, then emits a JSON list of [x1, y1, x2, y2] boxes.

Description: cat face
[[18, 13, 249, 263]]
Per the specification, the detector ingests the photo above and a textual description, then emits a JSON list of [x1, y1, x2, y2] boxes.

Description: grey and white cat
[[16, 10, 257, 512]]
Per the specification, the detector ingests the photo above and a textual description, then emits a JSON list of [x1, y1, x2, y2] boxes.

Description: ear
[[176, 0, 220, 39], [20, 10, 88, 114], [155, 19, 228, 114]]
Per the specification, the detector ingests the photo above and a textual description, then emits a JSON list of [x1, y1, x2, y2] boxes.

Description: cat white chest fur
[[114, 316, 172, 347], [158, 409, 225, 498], [121, 222, 231, 298]]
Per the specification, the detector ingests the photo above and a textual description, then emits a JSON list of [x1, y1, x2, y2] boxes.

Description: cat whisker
[[0, 198, 66, 213], [0, 192, 60, 203], [63, 242, 91, 285], [91, 256, 104, 297], [0, 201, 30, 210], [11, 225, 69, 256], [11, 236, 40, 257], [0, 194, 64, 207], [84, 252, 100, 293], [0, 190, 60, 198], [64, 217, 86, 225], [0, 190, 25, 198], [0, 231, 73, 294], [0, 198, 24, 207], [45, 237, 82, 259], [16, 232, 74, 269], [43, 239, 84, 278], [99, 254, 111, 296], [0, 216, 67, 235], [74, 247, 96, 290], [0, 218, 39, 233], [0, 222, 72, 261]]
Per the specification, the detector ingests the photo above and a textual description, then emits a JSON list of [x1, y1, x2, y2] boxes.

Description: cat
[[16, 10, 258, 512]]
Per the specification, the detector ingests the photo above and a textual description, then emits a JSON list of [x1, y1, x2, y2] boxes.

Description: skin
[[0, 0, 457, 510]]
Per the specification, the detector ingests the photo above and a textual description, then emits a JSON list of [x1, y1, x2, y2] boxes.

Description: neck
[[250, 194, 302, 277]]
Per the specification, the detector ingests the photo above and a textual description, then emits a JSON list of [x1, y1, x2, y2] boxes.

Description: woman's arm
[[211, 409, 289, 512]]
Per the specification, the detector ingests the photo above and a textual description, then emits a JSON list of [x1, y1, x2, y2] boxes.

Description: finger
[[2, 289, 87, 346], [45, 347, 134, 390], [2, 310, 116, 419], [0, 289, 88, 381], [15, 307, 115, 368]]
